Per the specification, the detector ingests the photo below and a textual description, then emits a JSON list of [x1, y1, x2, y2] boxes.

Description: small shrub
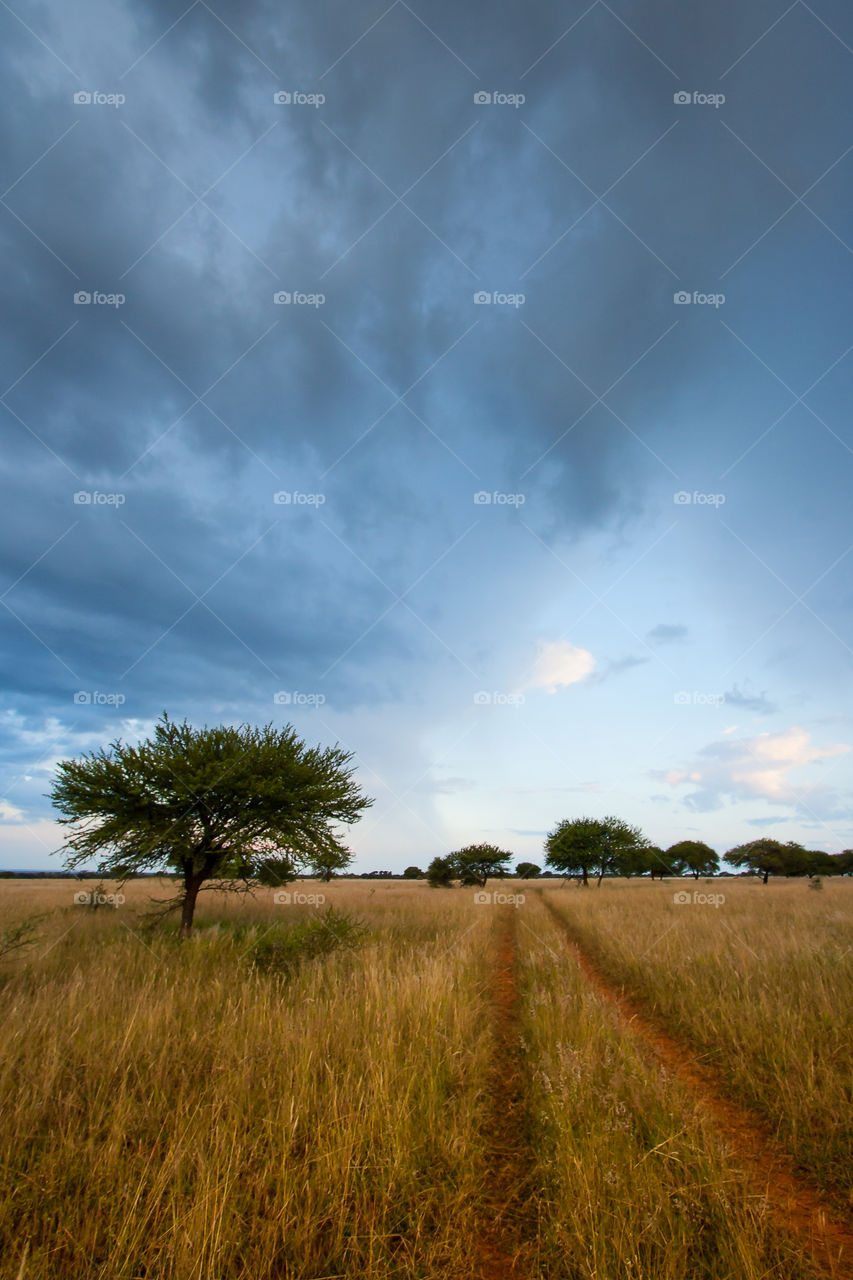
[[247, 908, 368, 975]]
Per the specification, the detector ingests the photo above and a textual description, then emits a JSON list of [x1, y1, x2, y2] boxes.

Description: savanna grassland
[[0, 876, 851, 1280]]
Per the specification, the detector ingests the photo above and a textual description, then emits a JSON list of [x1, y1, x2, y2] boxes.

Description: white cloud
[[662, 725, 850, 814], [523, 641, 595, 694], [0, 800, 24, 822]]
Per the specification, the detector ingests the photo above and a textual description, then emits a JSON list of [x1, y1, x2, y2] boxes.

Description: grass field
[[0, 876, 851, 1279]]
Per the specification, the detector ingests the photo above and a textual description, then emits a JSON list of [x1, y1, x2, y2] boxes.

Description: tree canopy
[[666, 840, 719, 878], [449, 842, 512, 887], [545, 815, 649, 885], [50, 713, 372, 935]]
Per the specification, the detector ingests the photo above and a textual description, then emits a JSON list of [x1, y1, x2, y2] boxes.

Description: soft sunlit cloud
[[523, 641, 596, 694], [661, 726, 850, 816]]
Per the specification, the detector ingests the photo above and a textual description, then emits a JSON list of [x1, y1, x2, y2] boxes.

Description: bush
[[246, 908, 368, 975]]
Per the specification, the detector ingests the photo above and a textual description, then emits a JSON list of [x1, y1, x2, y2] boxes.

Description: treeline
[[421, 822, 853, 888]]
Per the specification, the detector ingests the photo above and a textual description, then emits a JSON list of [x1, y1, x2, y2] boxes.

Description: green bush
[[246, 908, 368, 975]]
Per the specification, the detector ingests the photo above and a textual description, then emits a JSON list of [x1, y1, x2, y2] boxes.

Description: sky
[[1, 0, 852, 872]]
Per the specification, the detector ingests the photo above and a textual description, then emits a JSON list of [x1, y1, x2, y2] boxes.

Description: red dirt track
[[541, 892, 853, 1280]]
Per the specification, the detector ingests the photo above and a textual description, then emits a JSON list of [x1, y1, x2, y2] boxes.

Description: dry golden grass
[[536, 877, 853, 1204], [0, 875, 850, 1278]]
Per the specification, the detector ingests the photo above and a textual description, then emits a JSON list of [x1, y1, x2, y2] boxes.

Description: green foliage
[[545, 815, 649, 885], [254, 855, 298, 887], [426, 856, 456, 888], [448, 842, 512, 887], [246, 908, 368, 975], [665, 840, 719, 878], [50, 713, 372, 935], [402, 866, 424, 879], [312, 848, 351, 882], [725, 838, 810, 883], [515, 861, 542, 879]]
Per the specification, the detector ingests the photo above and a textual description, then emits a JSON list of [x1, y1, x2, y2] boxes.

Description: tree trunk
[[581, 866, 589, 887], [762, 869, 769, 885], [180, 872, 204, 938]]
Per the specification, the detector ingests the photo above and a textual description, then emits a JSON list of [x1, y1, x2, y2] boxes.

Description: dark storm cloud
[[2, 0, 852, 848]]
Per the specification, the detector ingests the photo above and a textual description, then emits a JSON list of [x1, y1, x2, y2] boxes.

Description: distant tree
[[50, 714, 372, 937], [450, 842, 513, 887], [832, 849, 853, 876], [546, 816, 649, 887], [725, 837, 799, 884], [619, 844, 664, 878], [312, 848, 352, 883], [426, 855, 456, 888], [254, 855, 298, 888], [402, 865, 424, 879], [666, 840, 719, 879], [515, 861, 541, 879]]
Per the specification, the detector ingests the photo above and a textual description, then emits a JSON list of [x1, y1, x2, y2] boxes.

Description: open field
[[0, 876, 851, 1279]]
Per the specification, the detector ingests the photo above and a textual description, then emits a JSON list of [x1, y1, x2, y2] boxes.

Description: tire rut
[[540, 892, 853, 1279], [475, 908, 535, 1280]]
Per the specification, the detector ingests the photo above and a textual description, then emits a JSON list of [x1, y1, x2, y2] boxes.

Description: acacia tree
[[546, 815, 649, 886], [666, 840, 719, 878], [450, 842, 513, 887], [50, 714, 372, 936], [426, 844, 513, 888], [725, 837, 797, 884], [515, 861, 542, 879]]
